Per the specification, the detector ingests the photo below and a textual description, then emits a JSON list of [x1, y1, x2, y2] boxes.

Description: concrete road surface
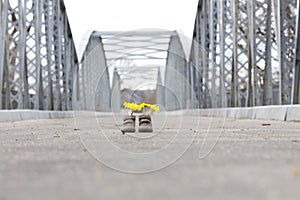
[[0, 114, 300, 200]]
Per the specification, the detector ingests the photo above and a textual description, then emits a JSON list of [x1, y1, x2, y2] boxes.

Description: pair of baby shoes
[[121, 115, 153, 133]]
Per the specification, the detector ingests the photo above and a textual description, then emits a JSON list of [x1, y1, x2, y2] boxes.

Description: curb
[[183, 105, 300, 122], [0, 110, 74, 122], [1, 105, 300, 122]]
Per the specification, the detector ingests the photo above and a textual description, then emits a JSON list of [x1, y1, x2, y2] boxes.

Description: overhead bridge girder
[[78, 30, 190, 111]]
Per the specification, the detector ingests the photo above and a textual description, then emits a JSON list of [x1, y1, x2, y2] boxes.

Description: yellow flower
[[123, 102, 139, 111], [123, 102, 160, 113], [138, 103, 160, 113]]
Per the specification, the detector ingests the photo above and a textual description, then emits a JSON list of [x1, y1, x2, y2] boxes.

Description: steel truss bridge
[[1, 0, 300, 111]]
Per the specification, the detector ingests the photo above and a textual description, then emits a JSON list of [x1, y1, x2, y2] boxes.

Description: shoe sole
[[138, 126, 153, 132]]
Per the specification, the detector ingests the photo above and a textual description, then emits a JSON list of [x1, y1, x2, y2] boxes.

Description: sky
[[63, 0, 199, 90], [63, 0, 199, 54]]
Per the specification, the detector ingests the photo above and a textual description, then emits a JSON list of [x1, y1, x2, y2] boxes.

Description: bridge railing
[[190, 0, 300, 108], [0, 0, 78, 110]]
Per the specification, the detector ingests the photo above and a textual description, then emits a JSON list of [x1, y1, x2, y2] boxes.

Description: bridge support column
[[111, 68, 121, 112], [165, 32, 188, 110], [79, 34, 111, 111], [156, 68, 165, 108]]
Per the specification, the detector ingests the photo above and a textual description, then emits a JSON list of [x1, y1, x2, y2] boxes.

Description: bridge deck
[[0, 115, 300, 200]]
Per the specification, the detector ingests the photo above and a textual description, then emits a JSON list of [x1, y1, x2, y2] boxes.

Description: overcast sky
[[64, 0, 199, 52]]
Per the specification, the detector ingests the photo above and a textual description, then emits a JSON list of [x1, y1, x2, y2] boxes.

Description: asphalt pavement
[[0, 114, 300, 200]]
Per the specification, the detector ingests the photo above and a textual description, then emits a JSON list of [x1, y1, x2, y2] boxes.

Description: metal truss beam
[[190, 0, 300, 108], [0, 0, 78, 110]]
